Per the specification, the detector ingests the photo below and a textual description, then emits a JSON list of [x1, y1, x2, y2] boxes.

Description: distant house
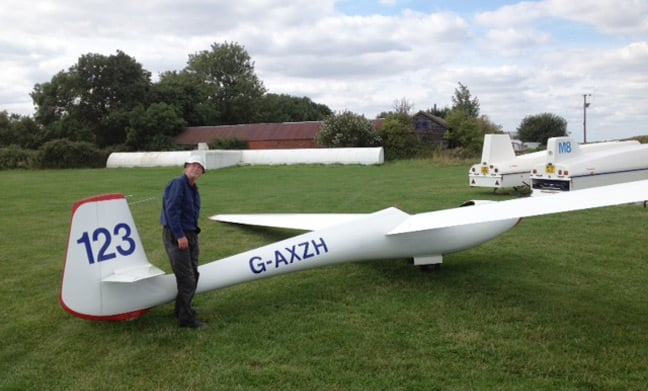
[[412, 111, 449, 144], [175, 119, 385, 149]]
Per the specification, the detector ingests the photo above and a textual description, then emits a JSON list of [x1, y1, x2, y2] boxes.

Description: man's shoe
[[179, 320, 206, 329], [174, 309, 197, 317]]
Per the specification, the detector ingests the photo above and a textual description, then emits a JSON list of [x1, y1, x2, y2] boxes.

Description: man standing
[[161, 156, 207, 328]]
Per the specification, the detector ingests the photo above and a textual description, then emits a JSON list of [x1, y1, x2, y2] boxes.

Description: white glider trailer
[[530, 137, 648, 196], [469, 134, 545, 190], [469, 134, 639, 191]]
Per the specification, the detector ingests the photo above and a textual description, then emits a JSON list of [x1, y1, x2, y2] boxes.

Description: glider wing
[[389, 179, 648, 235], [212, 180, 648, 237], [210, 213, 365, 231]]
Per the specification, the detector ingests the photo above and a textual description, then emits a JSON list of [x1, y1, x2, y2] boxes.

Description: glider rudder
[[60, 194, 164, 321]]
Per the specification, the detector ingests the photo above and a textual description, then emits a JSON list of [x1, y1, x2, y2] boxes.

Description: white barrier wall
[[106, 148, 383, 170], [203, 150, 242, 169], [240, 147, 383, 166], [106, 151, 193, 168]]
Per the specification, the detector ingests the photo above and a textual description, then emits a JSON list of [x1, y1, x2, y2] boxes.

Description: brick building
[[174, 115, 448, 150], [175, 120, 385, 149]]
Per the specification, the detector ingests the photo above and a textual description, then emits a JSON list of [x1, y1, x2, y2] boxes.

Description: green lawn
[[2, 161, 648, 390]]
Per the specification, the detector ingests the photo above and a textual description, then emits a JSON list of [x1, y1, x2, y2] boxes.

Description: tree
[[31, 71, 91, 143], [425, 105, 450, 119], [477, 115, 503, 135], [377, 115, 419, 160], [0, 111, 9, 144], [451, 82, 480, 118], [151, 70, 216, 126], [392, 97, 414, 116], [378, 97, 415, 119], [316, 111, 381, 148], [443, 109, 482, 154], [517, 113, 568, 145], [255, 93, 332, 123], [31, 50, 152, 147], [0, 111, 42, 149], [185, 42, 266, 125], [125, 103, 187, 150]]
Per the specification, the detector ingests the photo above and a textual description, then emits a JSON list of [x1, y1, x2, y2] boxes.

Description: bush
[[37, 139, 109, 169], [415, 144, 478, 164], [316, 111, 381, 147], [209, 137, 248, 150], [0, 146, 37, 169], [378, 118, 420, 161], [443, 109, 482, 154]]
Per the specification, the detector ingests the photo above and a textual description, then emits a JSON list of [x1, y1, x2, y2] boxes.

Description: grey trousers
[[163, 227, 200, 325]]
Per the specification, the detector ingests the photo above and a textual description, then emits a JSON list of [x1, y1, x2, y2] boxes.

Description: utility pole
[[583, 94, 591, 143]]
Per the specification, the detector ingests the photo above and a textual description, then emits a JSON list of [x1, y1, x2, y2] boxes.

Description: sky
[[1, 0, 647, 142]]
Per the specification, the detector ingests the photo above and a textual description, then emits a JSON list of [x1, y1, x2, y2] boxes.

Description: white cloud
[[481, 27, 553, 57], [474, 2, 545, 28], [543, 0, 648, 35], [476, 0, 648, 35]]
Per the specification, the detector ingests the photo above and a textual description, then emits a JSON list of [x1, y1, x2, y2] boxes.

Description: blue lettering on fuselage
[[248, 237, 329, 274], [558, 141, 572, 154]]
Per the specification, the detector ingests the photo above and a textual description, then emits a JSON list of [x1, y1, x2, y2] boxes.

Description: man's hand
[[177, 237, 189, 250]]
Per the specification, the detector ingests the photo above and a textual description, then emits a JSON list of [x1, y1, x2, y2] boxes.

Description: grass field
[[2, 161, 648, 390]]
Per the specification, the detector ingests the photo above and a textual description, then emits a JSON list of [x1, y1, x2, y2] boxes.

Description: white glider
[[60, 180, 648, 321]]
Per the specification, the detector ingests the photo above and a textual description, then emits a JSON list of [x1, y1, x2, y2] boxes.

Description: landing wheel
[[419, 263, 441, 272]]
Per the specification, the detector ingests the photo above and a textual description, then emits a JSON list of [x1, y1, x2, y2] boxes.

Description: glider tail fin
[[546, 137, 582, 164], [480, 134, 516, 163], [60, 194, 165, 321]]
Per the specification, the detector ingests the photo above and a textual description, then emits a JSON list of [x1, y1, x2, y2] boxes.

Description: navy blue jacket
[[160, 174, 201, 239]]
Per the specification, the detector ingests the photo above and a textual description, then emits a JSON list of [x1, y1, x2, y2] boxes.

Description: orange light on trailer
[[495, 180, 500, 186], [564, 170, 569, 175], [532, 169, 537, 174]]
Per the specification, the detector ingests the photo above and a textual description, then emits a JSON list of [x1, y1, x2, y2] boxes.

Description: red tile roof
[[176, 122, 323, 146], [175, 119, 385, 146]]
